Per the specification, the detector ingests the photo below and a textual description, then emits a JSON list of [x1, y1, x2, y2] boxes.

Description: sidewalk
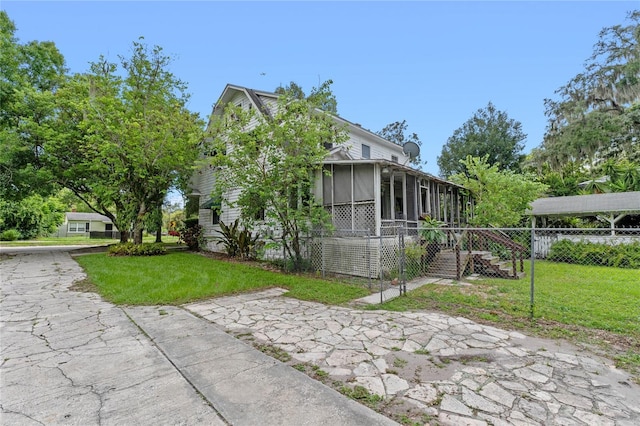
[[125, 305, 397, 426]]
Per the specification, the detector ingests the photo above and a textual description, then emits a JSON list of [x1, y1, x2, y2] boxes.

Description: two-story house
[[190, 84, 470, 276]]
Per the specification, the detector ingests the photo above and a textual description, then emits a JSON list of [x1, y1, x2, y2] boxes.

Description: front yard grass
[[74, 251, 369, 305]]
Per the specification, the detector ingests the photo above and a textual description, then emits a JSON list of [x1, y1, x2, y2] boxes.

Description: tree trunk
[[120, 230, 129, 244], [133, 202, 146, 245], [155, 228, 162, 243], [133, 227, 144, 244]]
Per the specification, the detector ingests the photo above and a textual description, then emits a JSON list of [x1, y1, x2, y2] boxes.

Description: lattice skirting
[[310, 236, 404, 278]]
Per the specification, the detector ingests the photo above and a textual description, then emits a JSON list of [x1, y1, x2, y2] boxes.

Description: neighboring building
[[190, 84, 470, 275], [55, 212, 118, 238]]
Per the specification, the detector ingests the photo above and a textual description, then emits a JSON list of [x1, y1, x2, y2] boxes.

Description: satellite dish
[[403, 141, 420, 160]]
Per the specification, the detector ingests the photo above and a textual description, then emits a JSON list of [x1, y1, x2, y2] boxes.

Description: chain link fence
[[256, 224, 639, 303]]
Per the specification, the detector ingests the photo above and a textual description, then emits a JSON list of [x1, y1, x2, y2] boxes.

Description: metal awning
[[200, 197, 221, 209], [529, 191, 640, 217]]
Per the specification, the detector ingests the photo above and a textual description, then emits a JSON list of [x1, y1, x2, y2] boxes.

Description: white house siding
[[54, 213, 115, 237], [342, 129, 408, 163], [193, 85, 455, 263]]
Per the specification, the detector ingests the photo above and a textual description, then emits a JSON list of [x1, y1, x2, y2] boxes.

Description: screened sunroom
[[319, 160, 470, 235]]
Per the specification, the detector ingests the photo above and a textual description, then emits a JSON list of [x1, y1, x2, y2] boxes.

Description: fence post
[[321, 228, 325, 278], [399, 225, 406, 296], [455, 243, 461, 280], [367, 229, 371, 291], [379, 234, 384, 304], [530, 219, 536, 320]]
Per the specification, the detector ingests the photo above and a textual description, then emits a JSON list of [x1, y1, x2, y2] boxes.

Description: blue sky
[[2, 1, 636, 176]]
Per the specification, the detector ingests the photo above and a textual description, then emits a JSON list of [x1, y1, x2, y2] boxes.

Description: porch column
[[390, 172, 395, 220], [402, 172, 407, 221]]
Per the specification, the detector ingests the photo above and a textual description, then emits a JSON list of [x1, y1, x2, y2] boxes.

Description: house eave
[[322, 159, 465, 189]]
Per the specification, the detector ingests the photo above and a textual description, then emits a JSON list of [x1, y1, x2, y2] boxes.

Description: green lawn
[[379, 260, 640, 336], [74, 251, 369, 305]]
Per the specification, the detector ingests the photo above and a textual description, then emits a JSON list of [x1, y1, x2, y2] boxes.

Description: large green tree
[[535, 10, 640, 171], [0, 11, 66, 200], [437, 102, 526, 178], [45, 39, 204, 243], [376, 120, 422, 165], [208, 92, 348, 269], [451, 156, 547, 227], [274, 79, 338, 114], [0, 194, 65, 239]]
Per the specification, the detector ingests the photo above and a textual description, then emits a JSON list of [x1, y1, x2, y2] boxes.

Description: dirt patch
[[385, 351, 461, 383], [69, 277, 100, 294]]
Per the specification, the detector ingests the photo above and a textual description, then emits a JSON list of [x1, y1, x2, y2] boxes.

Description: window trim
[[68, 222, 89, 233], [361, 144, 371, 159]]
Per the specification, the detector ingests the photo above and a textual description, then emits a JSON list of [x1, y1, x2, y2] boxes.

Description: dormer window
[[362, 144, 370, 159], [391, 155, 398, 163]]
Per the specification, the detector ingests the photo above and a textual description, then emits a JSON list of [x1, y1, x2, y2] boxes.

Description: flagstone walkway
[[186, 288, 640, 425]]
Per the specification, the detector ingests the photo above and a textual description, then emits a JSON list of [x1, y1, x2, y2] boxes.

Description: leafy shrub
[[1, 229, 22, 241], [404, 241, 425, 280], [549, 239, 640, 269], [179, 224, 205, 251], [107, 242, 167, 256], [216, 219, 260, 259], [183, 217, 199, 229], [418, 217, 446, 243]]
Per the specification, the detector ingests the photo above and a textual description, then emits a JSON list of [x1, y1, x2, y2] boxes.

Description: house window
[[391, 155, 398, 163], [254, 208, 265, 221], [212, 209, 220, 225], [362, 144, 370, 159], [69, 222, 89, 233]]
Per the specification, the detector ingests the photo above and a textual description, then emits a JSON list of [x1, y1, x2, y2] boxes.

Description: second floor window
[[362, 144, 370, 159]]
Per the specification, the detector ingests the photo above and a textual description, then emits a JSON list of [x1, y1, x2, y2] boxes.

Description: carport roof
[[529, 191, 640, 217]]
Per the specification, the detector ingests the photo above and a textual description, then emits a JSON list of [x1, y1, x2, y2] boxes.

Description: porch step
[[425, 249, 524, 280], [425, 250, 470, 279]]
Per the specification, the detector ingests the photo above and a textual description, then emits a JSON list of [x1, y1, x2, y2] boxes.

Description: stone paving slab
[[185, 289, 640, 425], [352, 277, 447, 305]]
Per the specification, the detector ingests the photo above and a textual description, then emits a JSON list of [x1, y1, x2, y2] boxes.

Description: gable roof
[[66, 212, 113, 223], [529, 192, 640, 217], [209, 84, 406, 155]]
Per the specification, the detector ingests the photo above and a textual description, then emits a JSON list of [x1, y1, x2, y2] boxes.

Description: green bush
[[215, 219, 260, 259], [549, 239, 640, 269], [179, 224, 205, 251], [183, 217, 199, 229], [107, 242, 167, 256], [1, 229, 22, 241]]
